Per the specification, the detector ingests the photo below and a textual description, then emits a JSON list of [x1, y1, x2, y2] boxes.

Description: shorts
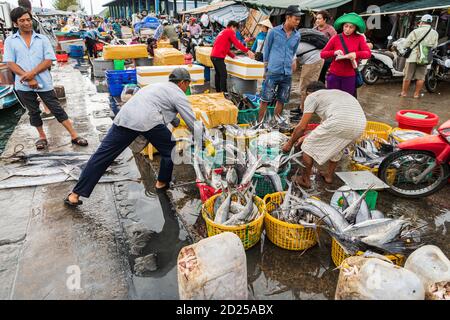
[[260, 73, 292, 105], [404, 62, 427, 81]]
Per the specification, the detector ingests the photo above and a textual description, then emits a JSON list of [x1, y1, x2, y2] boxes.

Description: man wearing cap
[[65, 68, 198, 206], [258, 5, 302, 121], [162, 20, 179, 50], [400, 14, 439, 99], [251, 19, 273, 61]]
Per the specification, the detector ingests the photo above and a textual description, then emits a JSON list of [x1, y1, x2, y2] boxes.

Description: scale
[[333, 171, 390, 210], [336, 171, 390, 191]]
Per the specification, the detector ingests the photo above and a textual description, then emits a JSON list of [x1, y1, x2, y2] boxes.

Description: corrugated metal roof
[[235, 0, 351, 11], [180, 1, 236, 14], [209, 4, 249, 26], [360, 0, 450, 16]]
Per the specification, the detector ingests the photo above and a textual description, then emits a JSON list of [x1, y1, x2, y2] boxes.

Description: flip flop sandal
[[155, 185, 170, 193], [64, 195, 83, 207], [71, 137, 89, 146], [35, 139, 48, 150]]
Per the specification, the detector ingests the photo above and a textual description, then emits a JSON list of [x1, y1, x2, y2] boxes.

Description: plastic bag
[[120, 84, 139, 103]]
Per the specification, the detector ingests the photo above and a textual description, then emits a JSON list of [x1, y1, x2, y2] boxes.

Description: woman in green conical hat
[[320, 12, 371, 97]]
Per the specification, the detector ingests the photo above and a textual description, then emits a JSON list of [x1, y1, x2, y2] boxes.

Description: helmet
[[169, 68, 191, 82], [420, 14, 433, 23], [162, 20, 169, 25]]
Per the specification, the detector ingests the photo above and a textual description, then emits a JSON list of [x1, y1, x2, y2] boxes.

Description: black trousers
[[16, 90, 69, 128], [211, 57, 228, 93], [73, 124, 176, 198], [319, 58, 332, 83], [85, 37, 98, 58], [170, 40, 179, 50]]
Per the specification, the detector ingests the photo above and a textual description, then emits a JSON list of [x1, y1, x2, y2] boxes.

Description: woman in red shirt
[[320, 13, 371, 97], [210, 20, 255, 92]]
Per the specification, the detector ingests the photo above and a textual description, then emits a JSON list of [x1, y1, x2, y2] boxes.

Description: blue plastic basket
[[106, 70, 137, 85], [69, 45, 84, 58]]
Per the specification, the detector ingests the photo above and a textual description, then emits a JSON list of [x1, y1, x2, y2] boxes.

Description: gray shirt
[[296, 42, 322, 65], [114, 82, 197, 132]]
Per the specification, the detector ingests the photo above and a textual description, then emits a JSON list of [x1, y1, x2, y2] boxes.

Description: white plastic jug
[[335, 256, 425, 300], [177, 232, 247, 300], [404, 245, 450, 300]]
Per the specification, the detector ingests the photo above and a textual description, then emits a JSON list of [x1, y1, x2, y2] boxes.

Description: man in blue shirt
[[258, 5, 302, 121], [84, 26, 101, 58], [4, 7, 88, 150]]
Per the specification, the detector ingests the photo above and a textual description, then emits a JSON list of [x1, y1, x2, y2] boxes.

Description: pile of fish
[[321, 186, 425, 255], [193, 129, 302, 192], [267, 183, 425, 255], [254, 131, 290, 150], [351, 138, 394, 168], [388, 129, 428, 146], [211, 184, 261, 227]]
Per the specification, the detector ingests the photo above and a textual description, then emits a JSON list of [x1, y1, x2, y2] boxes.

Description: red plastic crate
[[56, 53, 69, 62]]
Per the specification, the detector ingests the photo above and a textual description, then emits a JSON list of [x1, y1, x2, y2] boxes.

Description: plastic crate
[[331, 238, 405, 267], [56, 53, 69, 62], [106, 70, 137, 84], [108, 83, 124, 97], [69, 45, 84, 58], [238, 108, 259, 124], [252, 164, 291, 199], [263, 192, 319, 251], [361, 121, 393, 140], [201, 194, 265, 250], [114, 59, 125, 70]]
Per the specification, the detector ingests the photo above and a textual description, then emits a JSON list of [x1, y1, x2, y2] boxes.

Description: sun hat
[[258, 19, 273, 29], [334, 12, 366, 33]]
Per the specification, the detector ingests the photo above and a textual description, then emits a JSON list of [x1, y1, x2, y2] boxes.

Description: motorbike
[[378, 120, 450, 198], [361, 37, 406, 85], [181, 32, 204, 60], [425, 40, 450, 93]]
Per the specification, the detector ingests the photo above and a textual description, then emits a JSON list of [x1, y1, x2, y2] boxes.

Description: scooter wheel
[[378, 149, 449, 198]]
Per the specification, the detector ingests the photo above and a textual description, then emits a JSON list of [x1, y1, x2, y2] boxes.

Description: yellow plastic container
[[153, 48, 185, 66], [157, 39, 173, 48], [361, 121, 393, 140], [201, 194, 265, 250], [331, 238, 405, 267], [103, 44, 148, 60], [225, 124, 261, 152], [263, 192, 319, 251], [195, 46, 213, 67]]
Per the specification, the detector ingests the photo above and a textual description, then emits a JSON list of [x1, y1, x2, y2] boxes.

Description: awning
[[360, 0, 450, 16], [235, 0, 351, 11], [180, 1, 236, 14], [209, 5, 249, 26]]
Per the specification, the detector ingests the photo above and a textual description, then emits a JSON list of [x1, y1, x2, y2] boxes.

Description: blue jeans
[[260, 73, 293, 104], [73, 124, 175, 198]]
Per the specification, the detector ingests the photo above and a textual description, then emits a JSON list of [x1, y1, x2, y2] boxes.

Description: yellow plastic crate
[[201, 194, 265, 250], [361, 121, 393, 140], [263, 192, 319, 251], [331, 238, 405, 267]]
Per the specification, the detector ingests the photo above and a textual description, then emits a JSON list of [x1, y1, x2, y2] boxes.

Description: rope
[[0, 144, 26, 161]]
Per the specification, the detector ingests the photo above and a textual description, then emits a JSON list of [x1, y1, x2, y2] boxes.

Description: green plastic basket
[[201, 149, 224, 169], [249, 139, 283, 162], [358, 190, 378, 210], [114, 59, 125, 70], [238, 108, 259, 124], [252, 164, 291, 198]]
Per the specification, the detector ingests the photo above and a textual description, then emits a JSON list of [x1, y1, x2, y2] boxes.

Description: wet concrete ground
[[0, 61, 448, 300]]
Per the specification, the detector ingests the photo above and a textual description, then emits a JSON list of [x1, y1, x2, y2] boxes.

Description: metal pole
[[90, 0, 93, 15]]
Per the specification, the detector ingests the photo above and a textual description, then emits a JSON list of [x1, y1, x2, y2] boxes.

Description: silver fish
[[342, 187, 373, 223], [214, 190, 232, 224], [240, 158, 262, 187]]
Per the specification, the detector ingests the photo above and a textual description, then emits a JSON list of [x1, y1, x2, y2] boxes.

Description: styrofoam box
[[225, 56, 264, 80], [59, 39, 86, 53], [137, 65, 205, 87]]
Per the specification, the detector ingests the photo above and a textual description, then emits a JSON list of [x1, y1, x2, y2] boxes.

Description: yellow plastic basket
[[201, 194, 265, 250], [263, 192, 319, 251], [225, 124, 261, 151], [331, 238, 405, 267], [361, 121, 393, 140]]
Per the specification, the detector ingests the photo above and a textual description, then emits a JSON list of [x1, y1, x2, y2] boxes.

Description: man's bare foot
[[399, 92, 407, 97], [296, 175, 311, 189], [319, 172, 333, 184]]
